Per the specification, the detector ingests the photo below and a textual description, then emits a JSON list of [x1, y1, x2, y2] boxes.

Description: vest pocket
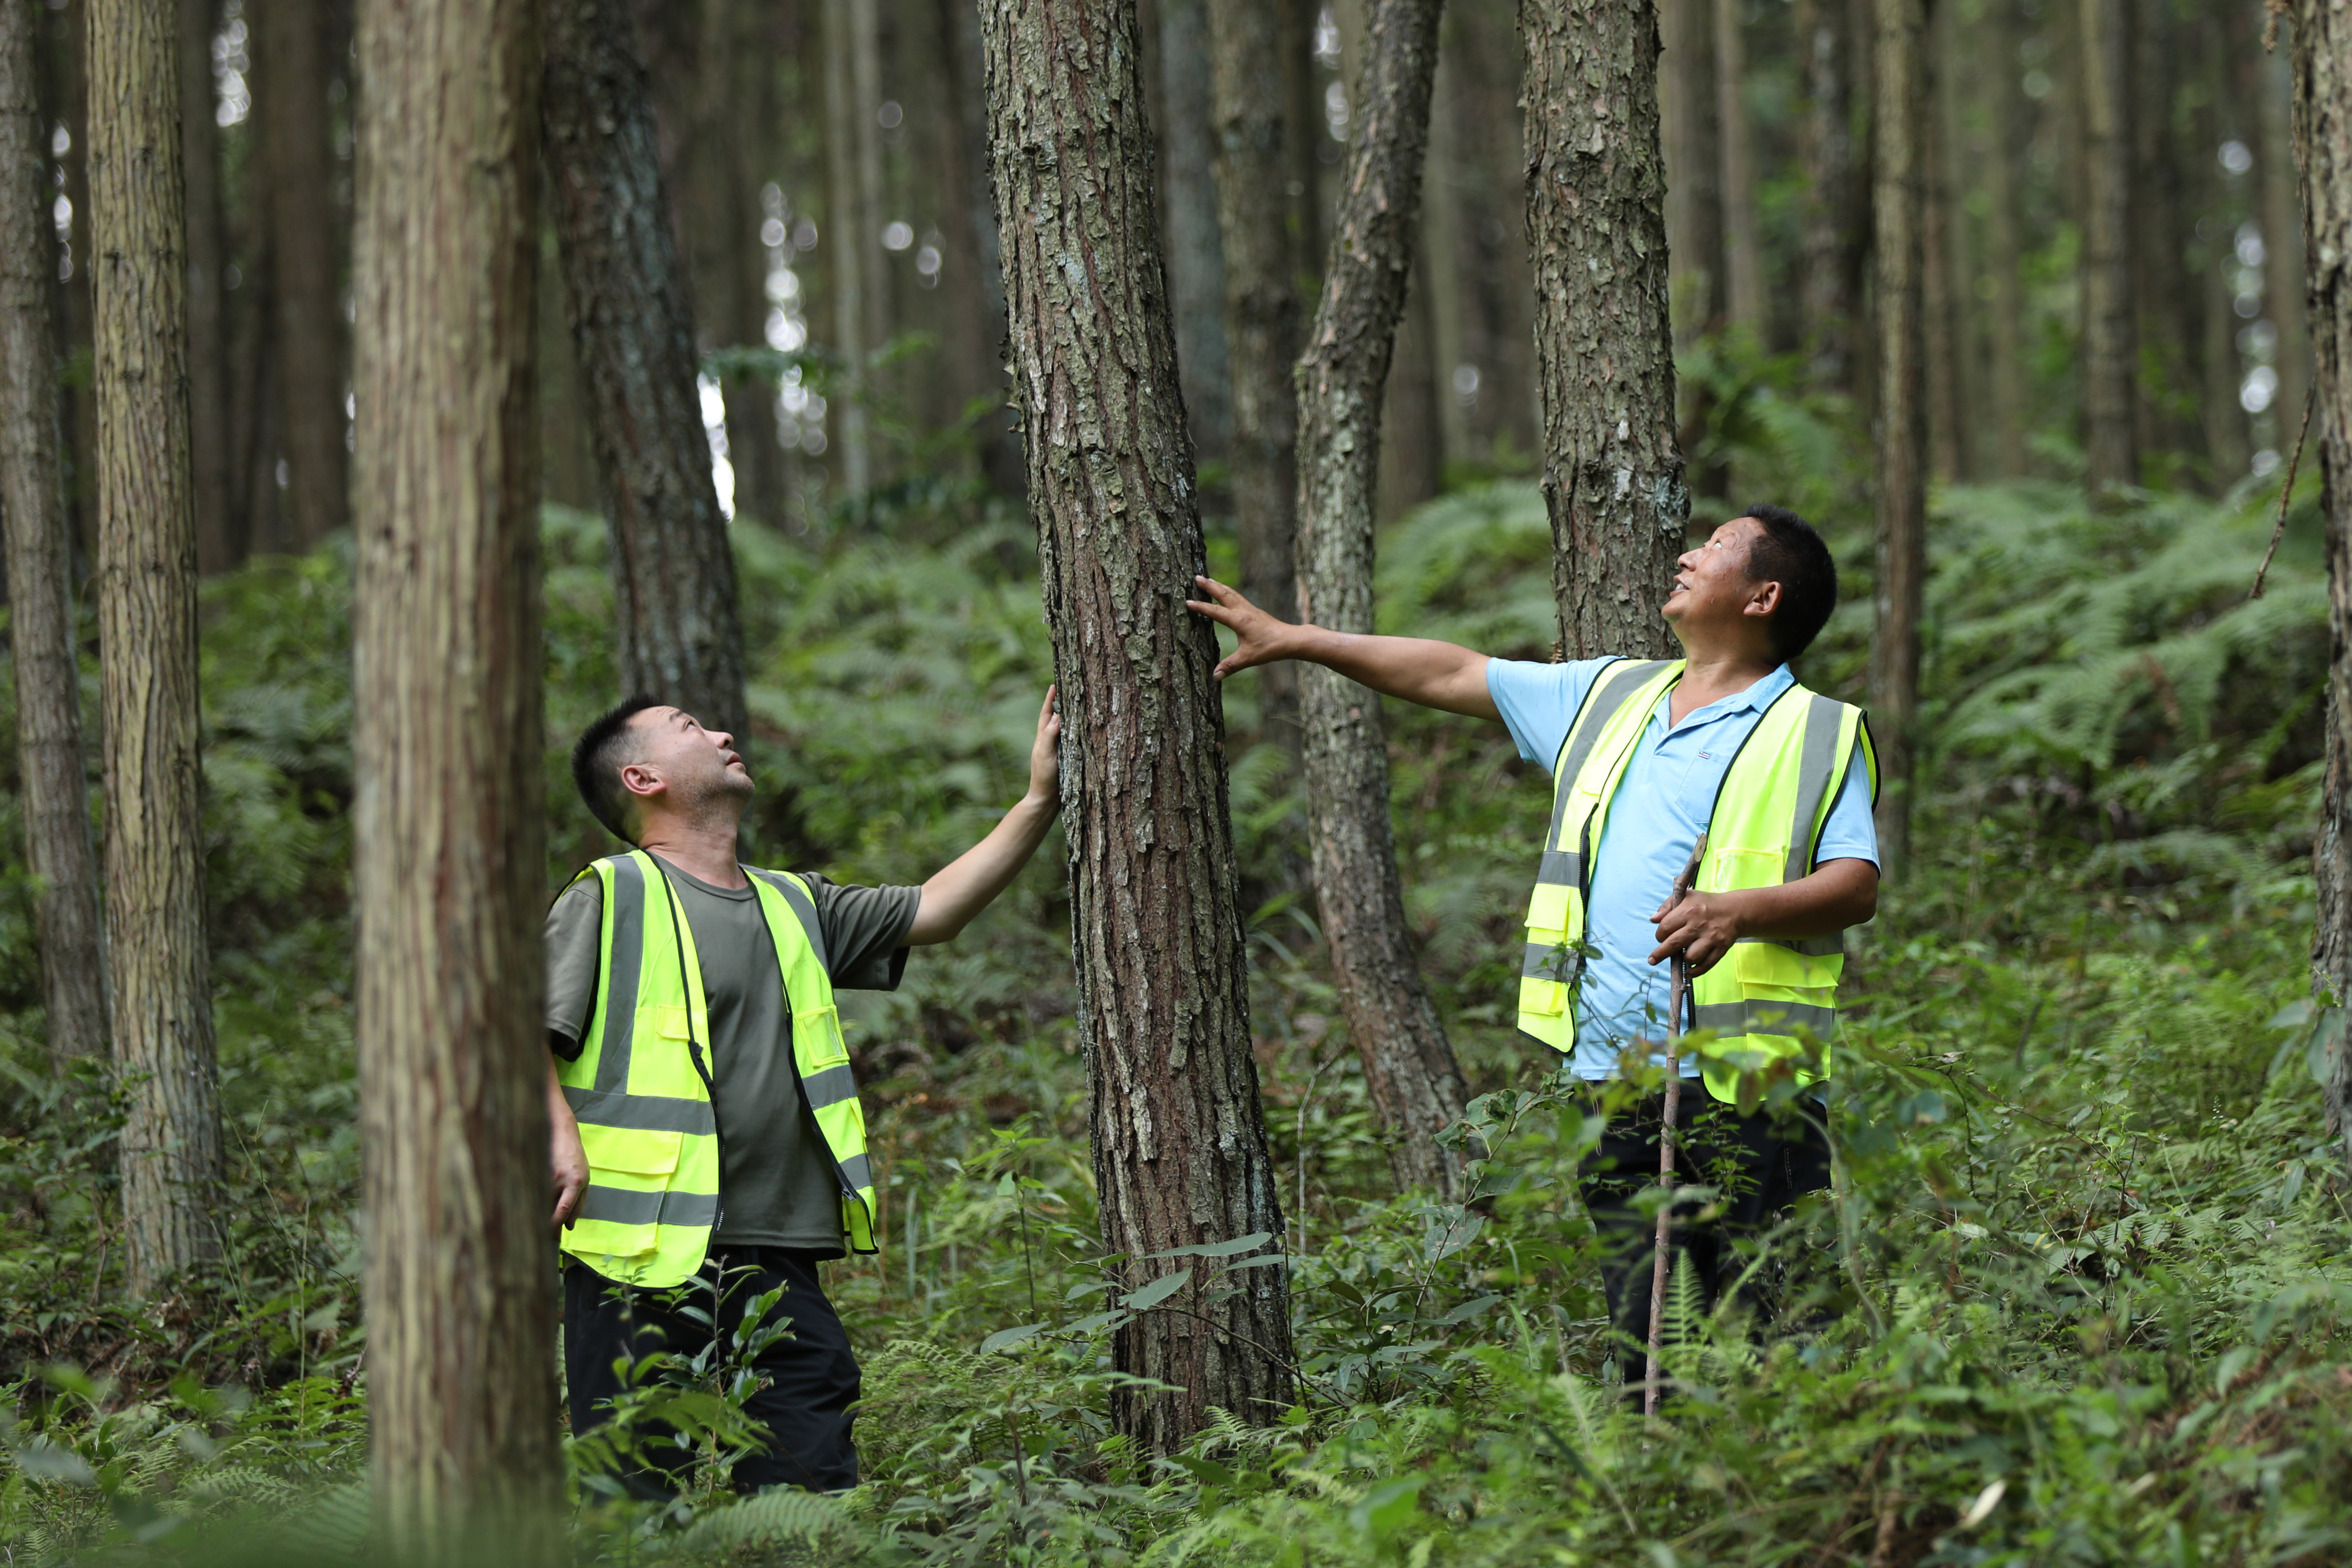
[[796, 1004, 850, 1069], [581, 1125, 683, 1180]]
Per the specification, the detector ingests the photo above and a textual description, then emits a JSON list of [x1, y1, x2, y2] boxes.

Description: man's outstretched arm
[[1185, 576, 1502, 722], [906, 686, 1062, 945]]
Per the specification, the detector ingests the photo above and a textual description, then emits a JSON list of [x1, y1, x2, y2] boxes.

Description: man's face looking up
[[617, 706, 755, 833], [1662, 515, 1782, 638]]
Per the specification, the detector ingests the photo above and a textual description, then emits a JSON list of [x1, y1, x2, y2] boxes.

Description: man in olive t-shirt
[[548, 688, 1062, 1495]]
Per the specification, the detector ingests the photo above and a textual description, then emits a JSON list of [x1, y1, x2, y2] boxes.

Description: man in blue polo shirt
[[1188, 504, 1878, 1346]]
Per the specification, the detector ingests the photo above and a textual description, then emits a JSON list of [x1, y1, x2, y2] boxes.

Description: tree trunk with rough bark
[[1, 0, 108, 1068], [1522, 0, 1686, 661], [258, 0, 348, 547], [1796, 0, 1862, 389], [2293, 0, 2352, 1185], [981, 0, 1296, 1453], [1157, 0, 1231, 463], [1292, 0, 1467, 1198], [1869, 0, 1927, 875], [88, 0, 221, 1295], [544, 0, 749, 742], [2078, 0, 2134, 504], [181, 0, 232, 572], [351, 0, 564, 1551], [1713, 0, 1762, 337], [1659, 0, 1720, 349], [1207, 0, 1303, 743]]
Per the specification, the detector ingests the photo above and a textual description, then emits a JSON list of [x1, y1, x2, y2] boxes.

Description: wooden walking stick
[[1645, 835, 1706, 1417]]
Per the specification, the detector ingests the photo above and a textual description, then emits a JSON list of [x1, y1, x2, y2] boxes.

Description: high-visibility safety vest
[[556, 850, 877, 1286], [1516, 659, 1876, 1103]]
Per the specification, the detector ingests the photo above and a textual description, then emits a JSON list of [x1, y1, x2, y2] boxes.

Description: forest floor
[[2, 440, 2349, 1563]]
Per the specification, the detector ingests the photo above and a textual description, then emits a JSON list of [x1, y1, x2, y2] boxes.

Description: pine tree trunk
[[2077, 0, 2134, 504], [1713, 0, 1763, 337], [2267, 36, 2311, 448], [1979, 0, 2028, 475], [2294, 0, 2352, 1183], [1796, 0, 1861, 389], [1523, 0, 1687, 661], [1660, 0, 1721, 348], [944, 0, 1025, 496], [88, 0, 221, 1294], [544, 0, 749, 742], [350, 0, 563, 1551], [258, 0, 348, 547], [1292, 0, 1467, 1198], [1869, 0, 1928, 875], [1280, 0, 1324, 289], [1453, 2, 1539, 458], [1157, 0, 1232, 464], [1207, 0, 1303, 740], [981, 0, 1296, 1452], [1922, 32, 1960, 482], [181, 0, 232, 573], [1, 0, 108, 1069], [822, 0, 872, 498]]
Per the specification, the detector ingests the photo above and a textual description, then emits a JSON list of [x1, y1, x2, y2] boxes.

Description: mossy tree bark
[[981, 0, 1296, 1453], [1207, 0, 1303, 744], [1, 0, 108, 1069], [1868, 0, 1928, 874], [1521, 0, 1687, 660], [543, 0, 748, 741], [1292, 0, 1468, 1198], [88, 0, 222, 1294], [351, 0, 563, 1553], [2293, 0, 2352, 1183]]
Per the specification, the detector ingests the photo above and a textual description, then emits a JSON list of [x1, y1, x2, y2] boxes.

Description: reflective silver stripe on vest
[[1783, 695, 1848, 883], [750, 868, 829, 973], [836, 1150, 873, 1191], [801, 1063, 859, 1111], [562, 1085, 716, 1136], [1692, 999, 1839, 1038], [1539, 660, 1671, 867], [577, 1185, 721, 1228], [595, 855, 646, 1093], [1522, 940, 1583, 983]]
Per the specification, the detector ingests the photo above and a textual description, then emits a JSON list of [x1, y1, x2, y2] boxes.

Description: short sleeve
[[545, 877, 604, 1061], [1812, 736, 1880, 869], [1485, 657, 1619, 769], [799, 873, 922, 990]]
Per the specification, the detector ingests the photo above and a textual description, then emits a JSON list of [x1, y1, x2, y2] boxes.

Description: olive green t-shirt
[[545, 858, 919, 1256]]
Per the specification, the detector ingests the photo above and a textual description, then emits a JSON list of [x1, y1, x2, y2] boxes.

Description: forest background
[[1, 0, 2349, 1564]]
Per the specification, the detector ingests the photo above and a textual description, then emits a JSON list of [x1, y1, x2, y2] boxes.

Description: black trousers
[[1575, 1087, 1832, 1349], [564, 1246, 862, 1496]]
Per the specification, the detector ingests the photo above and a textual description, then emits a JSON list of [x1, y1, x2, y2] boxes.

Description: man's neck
[[633, 814, 748, 889], [1667, 634, 1780, 725]]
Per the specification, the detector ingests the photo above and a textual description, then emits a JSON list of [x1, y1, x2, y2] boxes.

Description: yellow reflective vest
[[557, 850, 878, 1286], [1516, 659, 1876, 1103]]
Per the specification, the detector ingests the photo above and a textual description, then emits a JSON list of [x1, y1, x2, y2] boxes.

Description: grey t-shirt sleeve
[[545, 877, 604, 1061], [798, 872, 922, 989]]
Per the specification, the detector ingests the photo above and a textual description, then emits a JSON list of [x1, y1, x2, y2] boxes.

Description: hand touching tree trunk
[[981, 0, 1296, 1454], [1291, 0, 1469, 1198]]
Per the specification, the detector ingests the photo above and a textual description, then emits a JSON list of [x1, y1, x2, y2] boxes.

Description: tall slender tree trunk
[[1452, 0, 1537, 456], [981, 0, 1295, 1452], [258, 0, 348, 547], [2268, 33, 2311, 446], [944, 0, 1024, 496], [351, 0, 563, 1552], [2295, 0, 2352, 1186], [1, 0, 107, 1068], [1208, 0, 1303, 744], [2077, 0, 2134, 503], [1713, 0, 1762, 337], [88, 0, 220, 1294], [1869, 0, 1927, 875], [1281, 0, 1324, 289], [1658, 0, 1721, 490], [1157, 0, 1232, 463], [1293, 0, 1467, 1198], [822, 0, 871, 498], [1796, 0, 1861, 389], [544, 0, 748, 742], [1921, 29, 1959, 482], [1524, 0, 1686, 660], [181, 0, 231, 572], [1979, 0, 2028, 473], [2195, 8, 2249, 482], [55, 1, 97, 568]]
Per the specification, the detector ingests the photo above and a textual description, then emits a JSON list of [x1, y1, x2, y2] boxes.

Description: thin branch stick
[[2251, 388, 2315, 601]]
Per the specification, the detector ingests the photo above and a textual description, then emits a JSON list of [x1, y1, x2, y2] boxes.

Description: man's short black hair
[[1739, 503, 1838, 662], [572, 695, 663, 843]]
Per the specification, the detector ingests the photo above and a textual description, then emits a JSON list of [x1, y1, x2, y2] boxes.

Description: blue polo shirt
[[1487, 658, 1879, 1078]]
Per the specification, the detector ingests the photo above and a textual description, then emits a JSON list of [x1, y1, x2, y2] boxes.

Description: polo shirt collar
[[1659, 661, 1795, 727]]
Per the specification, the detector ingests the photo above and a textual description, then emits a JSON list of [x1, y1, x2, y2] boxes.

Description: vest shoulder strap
[[746, 867, 829, 973]]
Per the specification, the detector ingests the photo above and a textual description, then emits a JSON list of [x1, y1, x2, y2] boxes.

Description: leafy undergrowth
[[1, 437, 2346, 1563]]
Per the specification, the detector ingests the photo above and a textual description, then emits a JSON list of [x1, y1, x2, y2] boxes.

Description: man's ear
[[1745, 580, 1783, 618], [618, 761, 665, 801]]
